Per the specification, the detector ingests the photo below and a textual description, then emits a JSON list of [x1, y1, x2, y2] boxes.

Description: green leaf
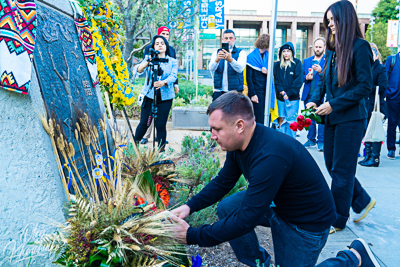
[[100, 259, 113, 267], [138, 170, 164, 209], [90, 254, 105, 265]]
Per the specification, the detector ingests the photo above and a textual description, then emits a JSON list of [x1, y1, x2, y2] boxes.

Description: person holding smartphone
[[302, 37, 326, 151], [209, 29, 247, 101]]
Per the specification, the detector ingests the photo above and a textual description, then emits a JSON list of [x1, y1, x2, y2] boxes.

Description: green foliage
[[371, 0, 399, 24], [176, 80, 213, 103], [365, 21, 398, 63], [176, 133, 248, 227]]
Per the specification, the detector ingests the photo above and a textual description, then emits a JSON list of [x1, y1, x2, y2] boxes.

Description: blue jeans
[[324, 120, 371, 228], [304, 96, 324, 143], [276, 99, 299, 139], [217, 191, 330, 267]]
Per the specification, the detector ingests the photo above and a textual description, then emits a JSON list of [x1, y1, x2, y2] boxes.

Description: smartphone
[[312, 59, 319, 66], [221, 42, 229, 51]]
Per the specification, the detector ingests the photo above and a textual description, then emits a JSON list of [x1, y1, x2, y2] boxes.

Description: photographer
[[209, 29, 247, 101], [134, 35, 178, 152], [141, 26, 178, 145]]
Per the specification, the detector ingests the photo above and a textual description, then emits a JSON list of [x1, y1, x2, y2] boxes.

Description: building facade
[[198, 0, 379, 69]]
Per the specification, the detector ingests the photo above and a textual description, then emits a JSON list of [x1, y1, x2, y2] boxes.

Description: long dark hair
[[151, 35, 171, 57], [323, 0, 364, 87]]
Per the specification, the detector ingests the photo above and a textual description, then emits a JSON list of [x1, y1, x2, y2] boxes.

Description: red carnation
[[297, 115, 305, 123], [297, 120, 304, 128], [289, 122, 298, 131], [304, 118, 312, 127], [297, 124, 304, 131]]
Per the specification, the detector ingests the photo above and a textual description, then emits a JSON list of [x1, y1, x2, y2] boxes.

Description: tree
[[371, 0, 399, 24], [365, 0, 399, 63], [114, 0, 199, 70]]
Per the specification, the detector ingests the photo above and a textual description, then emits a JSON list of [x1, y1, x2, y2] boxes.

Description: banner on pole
[[199, 0, 224, 29], [168, 0, 194, 29], [386, 20, 399, 47]]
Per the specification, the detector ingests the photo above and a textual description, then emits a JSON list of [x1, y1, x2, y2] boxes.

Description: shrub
[[175, 133, 248, 227]]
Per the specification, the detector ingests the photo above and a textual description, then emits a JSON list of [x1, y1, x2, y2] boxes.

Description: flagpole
[[264, 0, 278, 126]]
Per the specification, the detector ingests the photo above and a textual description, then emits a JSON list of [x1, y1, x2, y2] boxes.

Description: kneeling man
[[172, 92, 379, 267]]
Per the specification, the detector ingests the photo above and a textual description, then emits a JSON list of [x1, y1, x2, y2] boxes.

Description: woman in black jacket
[[273, 42, 303, 138], [306, 1, 376, 233], [358, 43, 388, 167]]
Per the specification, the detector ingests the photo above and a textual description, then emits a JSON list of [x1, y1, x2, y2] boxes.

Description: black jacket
[[274, 42, 303, 101], [246, 65, 267, 97], [310, 38, 373, 125]]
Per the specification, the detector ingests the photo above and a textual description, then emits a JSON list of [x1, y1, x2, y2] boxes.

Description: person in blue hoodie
[[384, 48, 400, 159], [246, 34, 275, 125], [273, 42, 303, 138], [302, 37, 326, 151]]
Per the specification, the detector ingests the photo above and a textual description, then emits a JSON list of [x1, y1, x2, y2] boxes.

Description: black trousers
[[252, 92, 266, 125], [386, 95, 400, 151], [134, 96, 173, 151], [324, 119, 371, 228]]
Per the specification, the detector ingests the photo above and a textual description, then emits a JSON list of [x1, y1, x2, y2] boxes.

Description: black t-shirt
[[186, 123, 336, 247]]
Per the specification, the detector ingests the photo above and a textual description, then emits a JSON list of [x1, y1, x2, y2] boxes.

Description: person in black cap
[[273, 42, 303, 138]]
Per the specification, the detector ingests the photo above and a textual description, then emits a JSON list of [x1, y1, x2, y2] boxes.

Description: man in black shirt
[[171, 92, 379, 267]]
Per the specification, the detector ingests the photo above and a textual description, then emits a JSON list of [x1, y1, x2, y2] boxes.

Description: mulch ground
[[185, 227, 275, 267]]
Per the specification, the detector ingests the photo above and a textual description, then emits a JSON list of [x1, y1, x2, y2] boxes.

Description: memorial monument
[[0, 0, 107, 265]]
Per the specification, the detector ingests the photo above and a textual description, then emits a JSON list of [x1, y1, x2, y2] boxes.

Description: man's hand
[[154, 80, 166, 89], [312, 64, 322, 73], [251, 95, 259, 103], [174, 85, 179, 94], [315, 102, 332, 115], [261, 67, 268, 74], [222, 49, 233, 63], [171, 204, 191, 219], [216, 50, 225, 63], [306, 73, 313, 81], [171, 215, 189, 244], [306, 102, 317, 109]]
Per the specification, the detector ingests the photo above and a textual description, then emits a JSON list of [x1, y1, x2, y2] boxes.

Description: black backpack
[[388, 54, 397, 80]]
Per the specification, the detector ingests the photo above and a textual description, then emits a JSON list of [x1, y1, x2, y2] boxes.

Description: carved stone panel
[[33, 2, 106, 185]]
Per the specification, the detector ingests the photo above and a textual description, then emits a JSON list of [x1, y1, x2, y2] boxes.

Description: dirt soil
[[185, 227, 274, 267]]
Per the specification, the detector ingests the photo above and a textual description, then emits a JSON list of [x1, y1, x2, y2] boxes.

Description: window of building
[[357, 13, 371, 19], [232, 28, 259, 55], [296, 28, 308, 62], [277, 11, 297, 16], [199, 29, 222, 69], [274, 27, 287, 60], [311, 12, 324, 17], [230, 10, 257, 15]]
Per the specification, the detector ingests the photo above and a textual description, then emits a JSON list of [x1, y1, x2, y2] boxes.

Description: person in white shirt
[[209, 29, 247, 101]]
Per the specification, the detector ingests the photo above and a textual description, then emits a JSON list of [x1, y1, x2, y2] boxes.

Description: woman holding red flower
[[306, 1, 376, 234]]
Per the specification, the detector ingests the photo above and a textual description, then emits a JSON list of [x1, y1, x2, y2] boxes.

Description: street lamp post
[[369, 17, 375, 42]]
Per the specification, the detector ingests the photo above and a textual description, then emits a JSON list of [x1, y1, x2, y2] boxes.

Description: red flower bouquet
[[290, 108, 322, 132]]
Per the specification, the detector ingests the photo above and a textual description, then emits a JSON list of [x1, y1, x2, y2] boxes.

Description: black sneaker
[[349, 238, 380, 267], [387, 150, 395, 159], [140, 138, 148, 144]]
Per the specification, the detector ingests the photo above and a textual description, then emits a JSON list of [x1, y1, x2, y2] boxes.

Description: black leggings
[[134, 96, 173, 151]]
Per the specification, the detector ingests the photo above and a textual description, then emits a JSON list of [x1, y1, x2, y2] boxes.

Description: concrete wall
[[0, 1, 73, 266]]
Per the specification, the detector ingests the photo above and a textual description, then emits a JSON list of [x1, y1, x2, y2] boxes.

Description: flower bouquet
[[31, 114, 190, 266], [289, 108, 322, 132]]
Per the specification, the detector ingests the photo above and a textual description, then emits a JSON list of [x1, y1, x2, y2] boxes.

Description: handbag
[[364, 86, 386, 142]]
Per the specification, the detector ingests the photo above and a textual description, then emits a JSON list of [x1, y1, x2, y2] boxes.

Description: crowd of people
[[132, 0, 399, 266]]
